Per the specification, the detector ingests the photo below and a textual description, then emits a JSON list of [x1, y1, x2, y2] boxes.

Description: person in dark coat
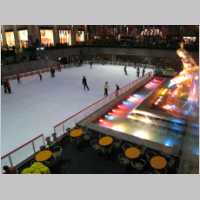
[[142, 67, 146, 77], [38, 72, 42, 81], [16, 74, 21, 84], [115, 84, 120, 96], [4, 79, 12, 94], [124, 65, 128, 75], [50, 68, 55, 77], [82, 76, 90, 91], [104, 81, 109, 96], [90, 61, 93, 69], [137, 66, 140, 78]]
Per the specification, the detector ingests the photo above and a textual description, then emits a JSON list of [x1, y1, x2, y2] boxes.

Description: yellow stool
[[35, 150, 53, 162], [124, 147, 141, 159], [70, 128, 83, 138], [150, 155, 167, 170], [99, 136, 113, 146]]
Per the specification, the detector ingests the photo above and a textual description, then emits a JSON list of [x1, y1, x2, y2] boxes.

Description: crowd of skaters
[[2, 61, 149, 96]]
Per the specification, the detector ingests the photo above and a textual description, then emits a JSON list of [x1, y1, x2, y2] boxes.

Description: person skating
[[124, 65, 128, 75], [82, 76, 90, 91], [137, 66, 140, 78], [90, 61, 93, 69], [50, 67, 55, 78], [4, 79, 11, 94], [38, 72, 42, 81], [16, 74, 21, 84], [115, 84, 120, 96], [142, 67, 146, 77], [104, 81, 109, 97]]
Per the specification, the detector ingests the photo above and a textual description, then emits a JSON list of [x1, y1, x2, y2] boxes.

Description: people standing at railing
[[16, 74, 21, 84], [104, 81, 109, 96], [124, 65, 128, 76], [82, 76, 90, 91], [115, 84, 120, 96]]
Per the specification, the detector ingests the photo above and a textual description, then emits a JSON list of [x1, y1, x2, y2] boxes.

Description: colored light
[[164, 139, 174, 147], [104, 114, 116, 120], [112, 124, 126, 132], [132, 130, 150, 140]]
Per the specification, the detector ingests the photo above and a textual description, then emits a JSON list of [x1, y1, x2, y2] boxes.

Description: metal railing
[[1, 134, 45, 172], [54, 72, 153, 137]]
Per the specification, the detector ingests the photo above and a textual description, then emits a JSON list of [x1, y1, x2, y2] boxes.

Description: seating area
[[17, 127, 179, 174]]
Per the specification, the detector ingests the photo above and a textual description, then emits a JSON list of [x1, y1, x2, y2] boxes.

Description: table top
[[150, 155, 167, 170], [70, 128, 83, 138], [124, 147, 141, 159], [35, 150, 53, 162], [99, 136, 113, 146]]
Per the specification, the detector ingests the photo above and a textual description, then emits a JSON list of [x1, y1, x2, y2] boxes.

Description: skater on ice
[[115, 84, 120, 96], [90, 61, 93, 69], [124, 65, 128, 75], [104, 81, 109, 97], [17, 74, 21, 84], [3, 79, 12, 94], [82, 76, 90, 91], [50, 67, 55, 78], [137, 66, 140, 78], [38, 72, 42, 81], [142, 67, 146, 77]]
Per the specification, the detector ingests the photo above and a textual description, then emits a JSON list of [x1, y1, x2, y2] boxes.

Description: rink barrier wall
[[2, 64, 64, 81], [53, 72, 153, 137], [1, 134, 45, 172]]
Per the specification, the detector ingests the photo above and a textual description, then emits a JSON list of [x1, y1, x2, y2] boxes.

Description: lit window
[[18, 30, 28, 48], [76, 31, 85, 42], [59, 30, 72, 45], [5, 31, 15, 47], [40, 29, 54, 46]]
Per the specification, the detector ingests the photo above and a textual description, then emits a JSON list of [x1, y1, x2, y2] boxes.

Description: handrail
[[1, 134, 44, 159], [54, 72, 153, 134], [54, 78, 134, 128], [1, 134, 45, 169]]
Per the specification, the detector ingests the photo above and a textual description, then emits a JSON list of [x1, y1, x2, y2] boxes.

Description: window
[[76, 31, 85, 42], [18, 30, 28, 48], [59, 30, 72, 45], [5, 31, 15, 47], [40, 29, 54, 46], [183, 37, 196, 44]]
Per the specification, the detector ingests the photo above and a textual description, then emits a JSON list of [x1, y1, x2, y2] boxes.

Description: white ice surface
[[1, 64, 153, 155]]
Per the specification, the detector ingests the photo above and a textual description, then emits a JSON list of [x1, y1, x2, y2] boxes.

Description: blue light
[[104, 114, 116, 120], [122, 100, 133, 106], [164, 139, 174, 147]]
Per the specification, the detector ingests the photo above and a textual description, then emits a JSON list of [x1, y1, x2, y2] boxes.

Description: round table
[[70, 128, 83, 138], [124, 147, 141, 159], [99, 136, 113, 146], [35, 150, 53, 162], [150, 155, 167, 170]]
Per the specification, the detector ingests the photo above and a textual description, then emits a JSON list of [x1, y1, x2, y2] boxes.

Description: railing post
[[32, 141, 36, 153], [62, 124, 65, 134], [8, 155, 13, 167]]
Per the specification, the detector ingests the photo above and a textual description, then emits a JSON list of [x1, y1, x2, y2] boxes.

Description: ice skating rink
[[1, 64, 153, 155]]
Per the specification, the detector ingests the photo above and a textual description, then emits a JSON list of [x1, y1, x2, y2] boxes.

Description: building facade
[[1, 25, 199, 52]]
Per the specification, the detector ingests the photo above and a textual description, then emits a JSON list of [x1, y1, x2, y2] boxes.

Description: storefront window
[[5, 31, 15, 47], [183, 36, 196, 44], [40, 29, 54, 46], [59, 30, 72, 45], [18, 30, 28, 48], [76, 31, 85, 42]]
